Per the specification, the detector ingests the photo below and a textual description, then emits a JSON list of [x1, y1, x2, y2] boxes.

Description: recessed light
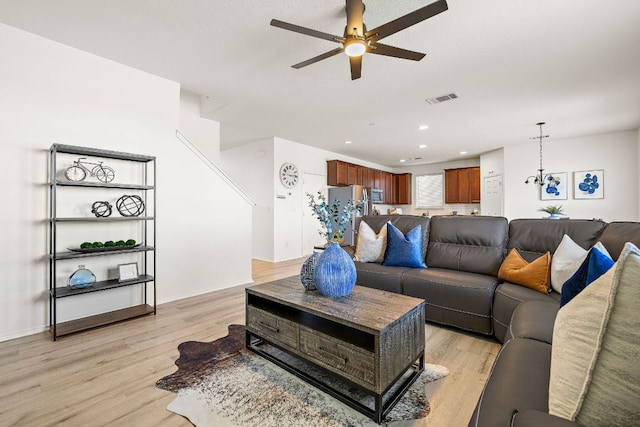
[[345, 140, 352, 144], [400, 159, 406, 163], [418, 125, 429, 130], [460, 151, 468, 155], [419, 144, 427, 149]]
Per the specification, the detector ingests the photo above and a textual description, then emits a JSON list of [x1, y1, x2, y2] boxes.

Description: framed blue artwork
[[574, 170, 604, 199], [541, 172, 568, 200]]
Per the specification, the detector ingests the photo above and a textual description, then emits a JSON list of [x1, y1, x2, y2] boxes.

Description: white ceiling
[[1, 0, 639, 167]]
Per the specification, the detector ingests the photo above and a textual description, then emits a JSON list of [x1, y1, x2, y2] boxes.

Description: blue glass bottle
[[68, 265, 96, 289]]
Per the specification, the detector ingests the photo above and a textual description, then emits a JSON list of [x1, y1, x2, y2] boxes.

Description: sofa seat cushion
[[493, 282, 559, 343], [511, 411, 584, 427], [402, 268, 498, 334], [353, 261, 410, 294], [505, 300, 559, 344], [468, 337, 552, 427]]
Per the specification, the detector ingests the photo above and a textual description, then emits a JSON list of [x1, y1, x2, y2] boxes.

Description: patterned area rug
[[156, 325, 448, 426]]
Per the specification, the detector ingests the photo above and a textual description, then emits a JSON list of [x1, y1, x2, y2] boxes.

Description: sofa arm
[[506, 300, 559, 344], [512, 410, 584, 427]]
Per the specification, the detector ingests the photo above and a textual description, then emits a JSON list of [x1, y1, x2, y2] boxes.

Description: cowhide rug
[[156, 325, 448, 426]]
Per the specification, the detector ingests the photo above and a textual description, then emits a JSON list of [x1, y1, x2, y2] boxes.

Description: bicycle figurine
[[65, 157, 116, 183]]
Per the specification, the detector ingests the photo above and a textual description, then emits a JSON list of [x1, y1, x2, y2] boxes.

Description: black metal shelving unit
[[48, 144, 157, 340]]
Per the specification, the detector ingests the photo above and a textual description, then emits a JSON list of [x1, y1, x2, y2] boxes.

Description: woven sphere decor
[[299, 252, 320, 291], [91, 201, 113, 217], [116, 195, 145, 217]]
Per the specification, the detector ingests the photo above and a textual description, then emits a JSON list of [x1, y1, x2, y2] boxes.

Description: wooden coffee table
[[245, 277, 426, 423]]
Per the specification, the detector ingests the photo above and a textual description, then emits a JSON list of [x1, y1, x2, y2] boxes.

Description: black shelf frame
[[52, 275, 155, 298], [52, 217, 155, 223], [48, 143, 157, 340], [53, 181, 154, 190], [52, 245, 155, 260]]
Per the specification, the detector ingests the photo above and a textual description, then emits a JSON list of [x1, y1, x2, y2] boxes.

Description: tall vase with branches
[[305, 191, 357, 297], [306, 192, 355, 244]]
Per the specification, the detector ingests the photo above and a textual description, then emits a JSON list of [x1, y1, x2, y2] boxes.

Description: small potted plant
[[538, 204, 566, 220]]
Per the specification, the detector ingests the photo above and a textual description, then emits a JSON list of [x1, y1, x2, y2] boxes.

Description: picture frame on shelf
[[573, 170, 604, 199], [118, 262, 139, 282], [540, 172, 568, 201]]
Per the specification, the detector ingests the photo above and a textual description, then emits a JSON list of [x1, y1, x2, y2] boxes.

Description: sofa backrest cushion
[[507, 219, 607, 262], [426, 215, 509, 276], [597, 221, 640, 260], [360, 215, 430, 261]]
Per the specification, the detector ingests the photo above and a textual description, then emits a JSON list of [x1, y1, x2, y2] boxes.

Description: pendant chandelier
[[524, 122, 550, 186]]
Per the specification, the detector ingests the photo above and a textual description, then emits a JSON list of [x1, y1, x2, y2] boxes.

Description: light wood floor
[[0, 258, 500, 426]]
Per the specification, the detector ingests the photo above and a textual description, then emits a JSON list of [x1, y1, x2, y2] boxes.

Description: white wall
[[220, 138, 275, 261], [179, 89, 221, 164], [638, 128, 640, 220], [502, 129, 638, 221], [480, 148, 505, 215], [393, 158, 481, 216], [222, 136, 391, 262], [0, 23, 252, 341]]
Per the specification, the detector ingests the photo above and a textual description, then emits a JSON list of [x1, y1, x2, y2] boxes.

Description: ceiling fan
[[270, 0, 448, 80]]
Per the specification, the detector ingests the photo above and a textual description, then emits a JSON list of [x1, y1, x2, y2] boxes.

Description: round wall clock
[[279, 162, 299, 188]]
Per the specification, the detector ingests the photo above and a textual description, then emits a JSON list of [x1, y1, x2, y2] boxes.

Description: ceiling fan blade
[[271, 19, 344, 43], [292, 47, 344, 69], [365, 0, 448, 43], [369, 43, 426, 61], [350, 55, 362, 80], [345, 0, 364, 36]]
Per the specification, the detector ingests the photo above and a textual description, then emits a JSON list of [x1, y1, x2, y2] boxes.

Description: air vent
[[426, 92, 459, 105]]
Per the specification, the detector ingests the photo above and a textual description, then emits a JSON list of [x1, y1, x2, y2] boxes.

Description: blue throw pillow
[[560, 247, 614, 307], [381, 223, 426, 268]]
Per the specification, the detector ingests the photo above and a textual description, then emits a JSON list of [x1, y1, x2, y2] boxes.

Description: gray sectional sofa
[[348, 215, 640, 427]]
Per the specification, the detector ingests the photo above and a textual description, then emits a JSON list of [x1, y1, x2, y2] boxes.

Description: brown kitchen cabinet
[[347, 163, 358, 185], [394, 173, 412, 205], [445, 167, 480, 204], [327, 160, 358, 186], [327, 160, 412, 205], [384, 172, 394, 204]]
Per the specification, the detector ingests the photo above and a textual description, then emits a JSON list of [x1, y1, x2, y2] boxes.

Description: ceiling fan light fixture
[[344, 37, 367, 57]]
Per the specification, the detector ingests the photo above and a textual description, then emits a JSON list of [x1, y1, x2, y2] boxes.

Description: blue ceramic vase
[[313, 242, 356, 297]]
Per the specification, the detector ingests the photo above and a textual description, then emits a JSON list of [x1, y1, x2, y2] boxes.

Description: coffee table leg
[[375, 394, 383, 423]]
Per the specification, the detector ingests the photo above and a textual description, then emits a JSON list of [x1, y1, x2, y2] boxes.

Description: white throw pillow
[[353, 221, 387, 263], [549, 242, 640, 425], [551, 234, 609, 293]]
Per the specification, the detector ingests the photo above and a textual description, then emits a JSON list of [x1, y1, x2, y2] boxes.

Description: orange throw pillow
[[498, 249, 551, 293]]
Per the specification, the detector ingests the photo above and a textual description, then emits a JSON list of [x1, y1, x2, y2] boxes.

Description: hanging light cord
[[525, 122, 549, 186]]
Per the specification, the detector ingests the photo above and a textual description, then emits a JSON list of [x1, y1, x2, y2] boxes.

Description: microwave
[[371, 189, 384, 203]]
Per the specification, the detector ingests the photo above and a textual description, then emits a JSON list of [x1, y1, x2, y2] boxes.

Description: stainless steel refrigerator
[[327, 185, 372, 246]]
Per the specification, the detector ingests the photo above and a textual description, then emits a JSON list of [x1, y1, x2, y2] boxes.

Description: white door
[[483, 174, 503, 216], [302, 173, 328, 255]]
